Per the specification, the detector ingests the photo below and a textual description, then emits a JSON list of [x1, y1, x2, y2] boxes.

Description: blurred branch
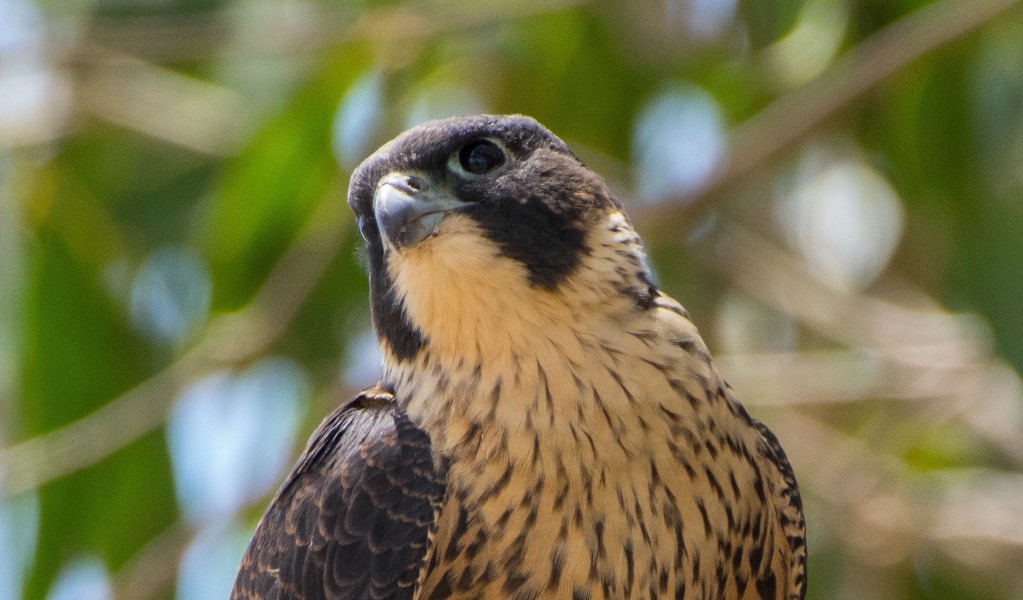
[[81, 0, 593, 61], [714, 226, 986, 363], [75, 47, 253, 156], [0, 197, 349, 497], [113, 519, 194, 600], [637, 0, 1022, 232], [713, 223, 1023, 465], [717, 349, 964, 406], [929, 471, 1023, 550]]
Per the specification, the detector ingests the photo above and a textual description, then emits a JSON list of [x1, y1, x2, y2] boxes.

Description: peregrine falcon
[[231, 115, 807, 600]]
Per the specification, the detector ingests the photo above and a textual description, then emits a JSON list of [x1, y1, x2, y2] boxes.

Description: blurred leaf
[[902, 423, 1001, 473], [499, 10, 650, 155], [276, 232, 364, 379], [56, 129, 215, 251], [20, 232, 176, 598], [741, 0, 811, 46], [204, 54, 368, 309]]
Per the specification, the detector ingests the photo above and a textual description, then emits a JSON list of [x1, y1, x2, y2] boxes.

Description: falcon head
[[349, 115, 656, 367]]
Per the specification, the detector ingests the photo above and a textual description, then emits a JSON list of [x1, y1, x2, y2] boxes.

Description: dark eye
[[458, 140, 505, 175]]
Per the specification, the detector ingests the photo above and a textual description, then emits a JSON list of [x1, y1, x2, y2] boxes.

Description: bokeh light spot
[[129, 247, 211, 346], [168, 358, 309, 523], [633, 83, 726, 204]]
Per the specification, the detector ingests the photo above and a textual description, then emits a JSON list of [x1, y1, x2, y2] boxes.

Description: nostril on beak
[[380, 173, 426, 195], [404, 176, 424, 192]]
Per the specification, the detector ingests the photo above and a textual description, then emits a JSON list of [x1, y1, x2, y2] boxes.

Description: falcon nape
[[231, 115, 806, 600]]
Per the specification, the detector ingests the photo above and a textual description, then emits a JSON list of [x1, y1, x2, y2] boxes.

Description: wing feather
[[232, 388, 446, 600]]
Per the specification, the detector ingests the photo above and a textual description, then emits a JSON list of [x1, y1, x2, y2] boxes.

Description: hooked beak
[[373, 173, 465, 250]]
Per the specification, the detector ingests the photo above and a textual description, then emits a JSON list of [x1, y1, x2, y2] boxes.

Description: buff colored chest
[[381, 211, 794, 600], [390, 305, 790, 600]]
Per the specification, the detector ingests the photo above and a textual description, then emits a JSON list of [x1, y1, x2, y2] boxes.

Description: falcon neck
[[379, 211, 701, 459]]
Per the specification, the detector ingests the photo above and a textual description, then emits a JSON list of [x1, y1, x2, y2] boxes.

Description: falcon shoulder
[[231, 387, 447, 600]]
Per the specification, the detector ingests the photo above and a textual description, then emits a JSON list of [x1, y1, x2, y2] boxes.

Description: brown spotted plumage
[[232, 115, 806, 600]]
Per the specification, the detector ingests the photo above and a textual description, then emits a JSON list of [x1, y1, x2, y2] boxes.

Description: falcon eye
[[456, 139, 506, 175]]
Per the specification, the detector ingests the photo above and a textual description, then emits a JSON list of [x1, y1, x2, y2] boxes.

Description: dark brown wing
[[753, 420, 807, 600], [231, 388, 447, 600]]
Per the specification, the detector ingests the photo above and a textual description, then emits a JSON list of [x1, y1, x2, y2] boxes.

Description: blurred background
[[1, 0, 1022, 598]]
